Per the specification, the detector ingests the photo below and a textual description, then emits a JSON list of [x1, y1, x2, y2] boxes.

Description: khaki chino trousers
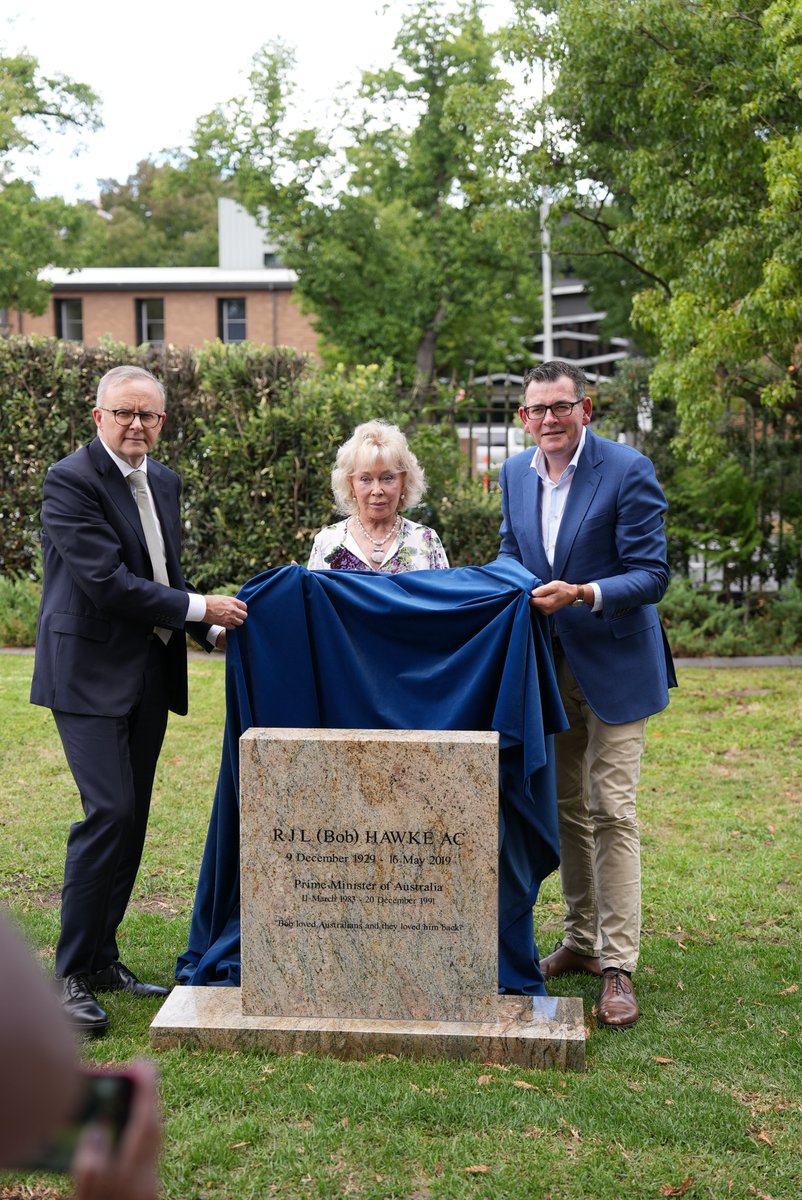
[[553, 647, 645, 974]]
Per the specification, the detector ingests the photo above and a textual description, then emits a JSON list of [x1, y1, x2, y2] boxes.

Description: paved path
[[673, 654, 802, 669]]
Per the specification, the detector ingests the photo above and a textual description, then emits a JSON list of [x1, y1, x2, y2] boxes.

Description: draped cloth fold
[[176, 558, 567, 995]]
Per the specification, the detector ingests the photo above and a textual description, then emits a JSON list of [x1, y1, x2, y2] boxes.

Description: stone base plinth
[[150, 987, 586, 1071]]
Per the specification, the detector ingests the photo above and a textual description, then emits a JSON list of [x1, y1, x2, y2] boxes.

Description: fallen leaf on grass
[[652, 1056, 674, 1065], [558, 1120, 581, 1140], [627, 1081, 643, 1092], [1, 1190, 69, 1199], [230, 1141, 250, 1149], [658, 1175, 693, 1196], [777, 984, 798, 995], [757, 1131, 773, 1146], [340, 1116, 349, 1127], [477, 1074, 494, 1085], [512, 1080, 537, 1090], [747, 1187, 775, 1200], [463, 1165, 489, 1174]]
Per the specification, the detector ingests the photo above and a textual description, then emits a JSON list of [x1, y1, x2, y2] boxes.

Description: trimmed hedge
[[0, 337, 498, 593], [5, 336, 798, 653]]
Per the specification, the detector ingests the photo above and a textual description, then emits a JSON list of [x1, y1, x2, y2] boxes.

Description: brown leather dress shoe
[[539, 944, 603, 980], [596, 969, 640, 1029]]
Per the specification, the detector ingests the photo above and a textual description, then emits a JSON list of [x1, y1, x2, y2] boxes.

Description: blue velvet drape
[[176, 559, 567, 994]]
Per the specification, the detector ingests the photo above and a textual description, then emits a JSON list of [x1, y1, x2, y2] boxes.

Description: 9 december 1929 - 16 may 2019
[[150, 728, 585, 1069]]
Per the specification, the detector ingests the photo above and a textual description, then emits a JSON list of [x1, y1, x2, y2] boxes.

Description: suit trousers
[[53, 638, 169, 977], [553, 645, 645, 973]]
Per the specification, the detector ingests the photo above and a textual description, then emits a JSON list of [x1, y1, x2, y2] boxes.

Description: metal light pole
[[540, 195, 553, 362]]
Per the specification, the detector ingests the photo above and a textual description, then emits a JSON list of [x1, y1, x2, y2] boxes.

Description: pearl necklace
[[352, 513, 401, 564]]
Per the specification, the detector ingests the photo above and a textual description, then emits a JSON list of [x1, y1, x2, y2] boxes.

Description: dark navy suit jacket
[[30, 436, 211, 718], [498, 428, 676, 724]]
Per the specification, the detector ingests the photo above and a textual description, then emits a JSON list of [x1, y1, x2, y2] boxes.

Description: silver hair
[[96, 365, 165, 408], [331, 420, 426, 516]]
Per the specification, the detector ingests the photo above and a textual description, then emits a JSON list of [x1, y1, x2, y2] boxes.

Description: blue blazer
[[30, 436, 211, 718], [498, 428, 676, 724]]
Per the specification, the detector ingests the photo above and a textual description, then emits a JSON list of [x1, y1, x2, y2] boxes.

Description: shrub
[[433, 484, 502, 567], [658, 578, 802, 656], [0, 575, 40, 647]]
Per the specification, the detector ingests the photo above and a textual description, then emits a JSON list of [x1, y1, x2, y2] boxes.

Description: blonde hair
[[331, 420, 426, 516]]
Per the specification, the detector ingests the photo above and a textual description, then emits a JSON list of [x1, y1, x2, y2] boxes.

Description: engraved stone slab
[[150, 987, 586, 1071], [240, 729, 499, 1022]]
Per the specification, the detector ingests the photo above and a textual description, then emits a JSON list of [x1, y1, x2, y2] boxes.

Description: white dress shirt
[[98, 437, 220, 640], [531, 428, 602, 610]]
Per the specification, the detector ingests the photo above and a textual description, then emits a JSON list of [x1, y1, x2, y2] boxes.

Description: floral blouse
[[307, 517, 449, 573]]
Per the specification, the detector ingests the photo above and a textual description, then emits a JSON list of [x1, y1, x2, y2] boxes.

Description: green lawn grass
[[1, 655, 800, 1199]]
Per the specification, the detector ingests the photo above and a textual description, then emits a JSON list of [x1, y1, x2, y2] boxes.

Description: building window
[[136, 298, 165, 346], [55, 298, 83, 341], [218, 298, 246, 343]]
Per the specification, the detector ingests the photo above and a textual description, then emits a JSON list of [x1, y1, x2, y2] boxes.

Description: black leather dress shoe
[[59, 974, 109, 1035], [88, 961, 171, 998]]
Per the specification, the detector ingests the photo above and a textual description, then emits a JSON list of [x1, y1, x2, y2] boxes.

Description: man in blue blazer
[[31, 365, 248, 1035], [498, 360, 676, 1027]]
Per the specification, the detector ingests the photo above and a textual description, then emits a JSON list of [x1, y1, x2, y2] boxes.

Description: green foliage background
[[0, 336, 499, 594], [3, 337, 801, 653]]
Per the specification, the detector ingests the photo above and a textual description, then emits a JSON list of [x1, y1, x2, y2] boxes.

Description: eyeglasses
[[521, 398, 585, 421], [99, 407, 164, 429]]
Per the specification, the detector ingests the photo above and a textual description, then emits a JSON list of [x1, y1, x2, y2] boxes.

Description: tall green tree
[[83, 156, 226, 266], [192, 1, 540, 380], [509, 0, 802, 456], [0, 49, 100, 315]]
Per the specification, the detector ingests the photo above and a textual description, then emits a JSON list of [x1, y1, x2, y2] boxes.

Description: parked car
[[457, 424, 530, 475]]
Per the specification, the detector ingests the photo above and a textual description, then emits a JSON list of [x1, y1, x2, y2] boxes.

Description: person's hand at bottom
[[71, 1060, 161, 1200]]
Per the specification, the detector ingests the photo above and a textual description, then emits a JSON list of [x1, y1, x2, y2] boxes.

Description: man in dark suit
[[31, 365, 248, 1035], [498, 360, 676, 1027]]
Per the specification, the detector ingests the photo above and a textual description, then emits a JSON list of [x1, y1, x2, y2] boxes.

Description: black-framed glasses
[[99, 407, 164, 429], [522, 398, 584, 421]]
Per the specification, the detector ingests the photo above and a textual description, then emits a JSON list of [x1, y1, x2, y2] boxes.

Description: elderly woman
[[308, 420, 449, 572]]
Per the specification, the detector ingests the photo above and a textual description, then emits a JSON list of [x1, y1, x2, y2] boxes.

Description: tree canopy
[[191, 1, 541, 380], [81, 156, 226, 266], [0, 48, 100, 315], [509, 0, 802, 455]]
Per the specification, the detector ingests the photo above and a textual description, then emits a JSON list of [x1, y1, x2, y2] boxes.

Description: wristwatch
[[571, 586, 585, 608]]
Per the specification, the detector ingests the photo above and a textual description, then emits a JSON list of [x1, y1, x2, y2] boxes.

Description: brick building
[[8, 201, 319, 356]]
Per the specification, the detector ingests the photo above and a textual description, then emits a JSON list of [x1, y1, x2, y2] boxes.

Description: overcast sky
[[4, 0, 514, 202]]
